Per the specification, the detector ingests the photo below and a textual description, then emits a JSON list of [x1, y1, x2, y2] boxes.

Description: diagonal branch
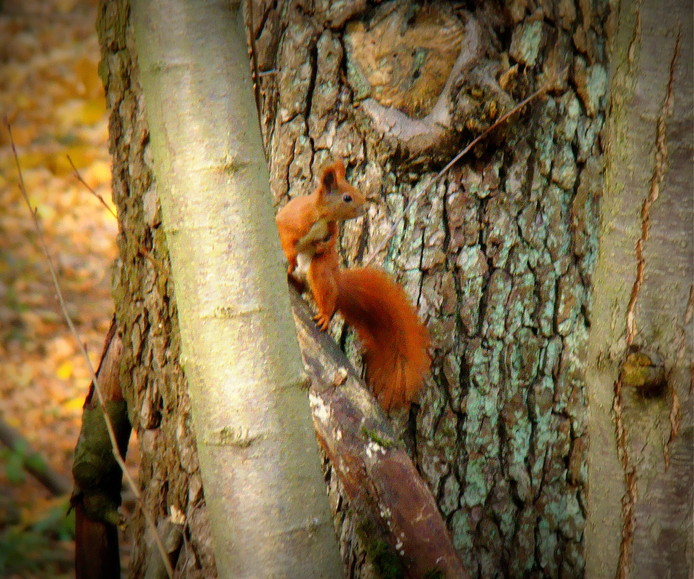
[[289, 287, 468, 577], [0, 419, 72, 496]]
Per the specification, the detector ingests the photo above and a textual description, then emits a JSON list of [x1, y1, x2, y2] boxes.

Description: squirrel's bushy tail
[[336, 267, 430, 411]]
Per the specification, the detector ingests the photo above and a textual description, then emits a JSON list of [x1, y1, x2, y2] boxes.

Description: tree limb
[[289, 288, 468, 578], [71, 316, 130, 579]]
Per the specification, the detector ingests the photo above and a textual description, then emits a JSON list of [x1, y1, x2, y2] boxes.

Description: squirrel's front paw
[[313, 313, 331, 331]]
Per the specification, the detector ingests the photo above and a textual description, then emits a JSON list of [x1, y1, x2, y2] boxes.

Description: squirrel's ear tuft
[[321, 165, 338, 193], [320, 160, 346, 194]]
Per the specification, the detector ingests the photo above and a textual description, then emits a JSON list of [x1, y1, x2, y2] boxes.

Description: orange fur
[[275, 161, 429, 411], [306, 234, 430, 411], [336, 267, 431, 410], [275, 160, 365, 276]]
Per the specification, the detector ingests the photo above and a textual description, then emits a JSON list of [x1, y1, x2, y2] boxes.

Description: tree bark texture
[[586, 0, 693, 577], [289, 287, 467, 578], [72, 317, 125, 579], [98, 0, 617, 576], [253, 1, 608, 577]]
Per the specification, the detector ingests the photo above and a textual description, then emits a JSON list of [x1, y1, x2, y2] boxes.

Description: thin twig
[[363, 84, 549, 268], [6, 119, 174, 579], [68, 154, 163, 274], [67, 154, 117, 220]]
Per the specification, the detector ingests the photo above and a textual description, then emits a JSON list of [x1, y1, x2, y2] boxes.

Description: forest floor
[[0, 0, 128, 575]]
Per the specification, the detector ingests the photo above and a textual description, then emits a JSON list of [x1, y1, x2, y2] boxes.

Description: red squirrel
[[276, 161, 431, 411], [275, 159, 366, 278]]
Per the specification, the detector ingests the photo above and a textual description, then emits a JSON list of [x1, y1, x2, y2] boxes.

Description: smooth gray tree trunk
[[586, 1, 693, 577], [129, 0, 342, 576]]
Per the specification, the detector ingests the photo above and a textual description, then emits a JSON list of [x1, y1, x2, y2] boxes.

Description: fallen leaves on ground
[[0, 0, 129, 576]]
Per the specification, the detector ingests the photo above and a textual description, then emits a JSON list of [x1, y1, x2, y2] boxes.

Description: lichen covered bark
[[97, 1, 214, 576], [252, 1, 608, 576]]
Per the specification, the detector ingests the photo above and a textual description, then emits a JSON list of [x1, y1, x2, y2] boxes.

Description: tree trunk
[[97, 0, 691, 577], [585, 0, 693, 577], [98, 0, 342, 575], [97, 1, 217, 575], [129, 0, 342, 576], [253, 1, 607, 576]]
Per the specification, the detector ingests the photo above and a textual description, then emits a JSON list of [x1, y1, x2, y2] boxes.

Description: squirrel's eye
[[343, 194, 352, 203]]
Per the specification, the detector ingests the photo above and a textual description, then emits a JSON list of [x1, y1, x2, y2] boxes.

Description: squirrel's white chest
[[293, 252, 312, 283]]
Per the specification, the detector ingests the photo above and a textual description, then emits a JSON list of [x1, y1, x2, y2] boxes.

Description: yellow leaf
[[55, 0, 79, 14], [56, 99, 105, 129], [57, 360, 73, 380], [81, 160, 112, 189], [63, 144, 98, 170], [79, 98, 107, 125], [6, 415, 22, 430], [13, 150, 49, 171], [64, 397, 86, 411]]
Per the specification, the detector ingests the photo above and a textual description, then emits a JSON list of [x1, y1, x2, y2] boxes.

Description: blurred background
[[0, 0, 122, 575]]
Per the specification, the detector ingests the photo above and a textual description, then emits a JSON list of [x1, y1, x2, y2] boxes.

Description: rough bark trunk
[[252, 1, 607, 576]]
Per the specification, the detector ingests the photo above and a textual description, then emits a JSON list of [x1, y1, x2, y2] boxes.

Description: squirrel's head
[[318, 160, 367, 220]]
